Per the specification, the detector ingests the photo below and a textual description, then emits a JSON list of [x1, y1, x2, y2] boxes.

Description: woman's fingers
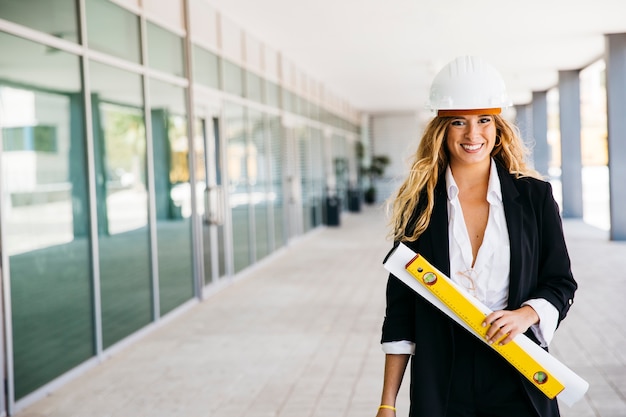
[[482, 308, 534, 345]]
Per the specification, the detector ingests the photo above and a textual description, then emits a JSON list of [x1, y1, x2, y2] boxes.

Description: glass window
[[300, 97, 310, 118], [292, 94, 301, 116], [146, 22, 185, 77], [245, 71, 263, 103], [224, 102, 251, 271], [0, 0, 78, 43], [86, 0, 141, 63], [332, 134, 349, 211], [223, 60, 244, 97], [310, 127, 324, 228], [248, 110, 270, 260], [149, 78, 194, 314], [298, 128, 313, 232], [310, 102, 320, 122], [89, 60, 152, 348], [265, 80, 280, 108], [268, 115, 285, 248], [282, 89, 294, 113], [0, 32, 92, 400], [319, 107, 328, 125], [193, 45, 220, 90]]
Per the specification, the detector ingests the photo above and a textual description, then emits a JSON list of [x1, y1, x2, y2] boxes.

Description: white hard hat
[[428, 56, 512, 116]]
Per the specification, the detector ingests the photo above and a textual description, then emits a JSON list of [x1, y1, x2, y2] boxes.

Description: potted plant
[[362, 154, 390, 204]]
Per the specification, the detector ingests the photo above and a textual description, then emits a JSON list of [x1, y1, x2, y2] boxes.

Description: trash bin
[[347, 189, 361, 212], [324, 196, 341, 226]]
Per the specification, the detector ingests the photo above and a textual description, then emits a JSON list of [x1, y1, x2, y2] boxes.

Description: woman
[[376, 56, 577, 417]]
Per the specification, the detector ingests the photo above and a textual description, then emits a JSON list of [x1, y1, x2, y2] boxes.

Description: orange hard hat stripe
[[437, 108, 502, 117]]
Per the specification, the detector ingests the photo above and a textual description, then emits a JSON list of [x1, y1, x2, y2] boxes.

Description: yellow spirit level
[[405, 254, 564, 399]]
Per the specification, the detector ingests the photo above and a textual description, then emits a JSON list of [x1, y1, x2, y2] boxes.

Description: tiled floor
[[14, 206, 626, 417]]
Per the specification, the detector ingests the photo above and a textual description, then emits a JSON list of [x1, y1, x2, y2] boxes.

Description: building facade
[[0, 0, 361, 414]]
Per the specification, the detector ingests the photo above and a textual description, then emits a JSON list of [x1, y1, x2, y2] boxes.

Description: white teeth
[[461, 144, 482, 151]]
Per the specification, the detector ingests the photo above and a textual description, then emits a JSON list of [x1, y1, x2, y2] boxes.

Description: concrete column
[[558, 70, 584, 218], [605, 33, 626, 240], [515, 104, 534, 167], [531, 91, 550, 178]]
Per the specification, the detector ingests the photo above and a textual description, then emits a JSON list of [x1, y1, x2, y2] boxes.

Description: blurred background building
[[0, 0, 625, 415]]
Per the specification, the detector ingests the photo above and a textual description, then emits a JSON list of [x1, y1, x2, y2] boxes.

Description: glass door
[[0, 73, 93, 406], [195, 113, 227, 286], [283, 125, 303, 240], [0, 242, 6, 415]]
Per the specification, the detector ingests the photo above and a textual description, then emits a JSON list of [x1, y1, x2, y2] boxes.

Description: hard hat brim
[[437, 108, 501, 117]]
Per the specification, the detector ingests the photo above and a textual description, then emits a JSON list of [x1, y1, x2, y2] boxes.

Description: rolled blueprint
[[383, 243, 589, 406]]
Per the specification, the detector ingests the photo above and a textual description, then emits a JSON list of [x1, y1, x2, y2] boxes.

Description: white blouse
[[382, 161, 558, 355]]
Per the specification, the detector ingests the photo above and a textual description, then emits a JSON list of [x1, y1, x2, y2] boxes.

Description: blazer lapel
[[496, 162, 525, 308], [427, 177, 451, 277]]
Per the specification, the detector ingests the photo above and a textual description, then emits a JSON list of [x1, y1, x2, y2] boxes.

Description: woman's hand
[[482, 305, 539, 345]]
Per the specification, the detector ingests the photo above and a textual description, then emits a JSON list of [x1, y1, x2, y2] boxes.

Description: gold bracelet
[[379, 405, 396, 411]]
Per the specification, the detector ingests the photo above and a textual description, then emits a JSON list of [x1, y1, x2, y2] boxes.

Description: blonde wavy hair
[[387, 114, 541, 242]]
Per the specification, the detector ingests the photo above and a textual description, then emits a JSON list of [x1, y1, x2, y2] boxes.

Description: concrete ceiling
[[208, 0, 626, 114]]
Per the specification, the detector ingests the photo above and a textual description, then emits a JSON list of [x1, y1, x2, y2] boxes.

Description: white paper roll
[[384, 243, 589, 406]]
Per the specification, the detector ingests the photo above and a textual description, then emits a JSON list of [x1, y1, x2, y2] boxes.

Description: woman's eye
[[479, 117, 492, 124], [451, 120, 465, 126]]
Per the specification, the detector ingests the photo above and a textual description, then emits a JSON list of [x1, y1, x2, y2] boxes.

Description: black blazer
[[382, 161, 578, 417]]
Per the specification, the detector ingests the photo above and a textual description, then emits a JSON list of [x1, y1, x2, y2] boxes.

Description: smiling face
[[445, 114, 497, 169]]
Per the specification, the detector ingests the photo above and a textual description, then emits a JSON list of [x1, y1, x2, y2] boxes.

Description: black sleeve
[[530, 182, 578, 323], [381, 244, 416, 343]]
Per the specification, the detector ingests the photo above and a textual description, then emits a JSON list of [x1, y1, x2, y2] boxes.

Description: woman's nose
[[464, 121, 479, 139]]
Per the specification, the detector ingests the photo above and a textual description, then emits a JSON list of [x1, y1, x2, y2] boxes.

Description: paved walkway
[[16, 206, 626, 417]]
